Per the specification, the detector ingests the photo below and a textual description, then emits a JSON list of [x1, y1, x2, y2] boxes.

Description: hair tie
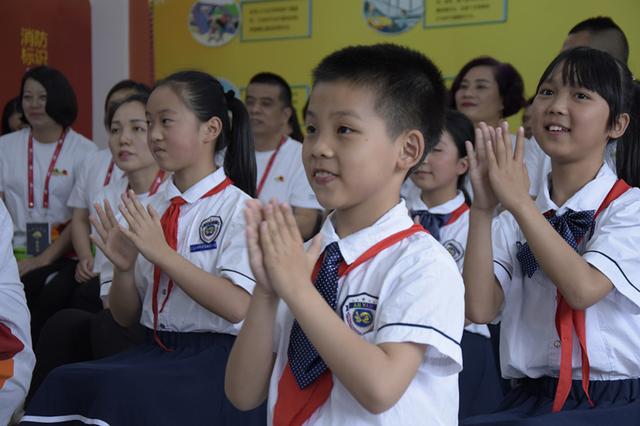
[[225, 90, 236, 105]]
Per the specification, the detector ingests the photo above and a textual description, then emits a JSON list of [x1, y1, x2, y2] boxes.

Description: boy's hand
[[259, 201, 323, 301], [244, 199, 274, 295], [117, 190, 172, 266], [485, 123, 532, 213], [467, 122, 499, 212], [90, 200, 139, 272]]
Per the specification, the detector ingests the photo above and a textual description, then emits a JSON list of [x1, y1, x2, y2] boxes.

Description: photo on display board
[[189, 0, 240, 46], [363, 0, 423, 34]]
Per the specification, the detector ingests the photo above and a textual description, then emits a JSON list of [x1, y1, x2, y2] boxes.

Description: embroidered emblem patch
[[199, 215, 222, 244], [443, 239, 464, 262], [341, 293, 378, 335]]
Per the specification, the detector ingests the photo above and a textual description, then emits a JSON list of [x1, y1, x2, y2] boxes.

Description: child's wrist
[[470, 205, 495, 217], [253, 284, 278, 301]]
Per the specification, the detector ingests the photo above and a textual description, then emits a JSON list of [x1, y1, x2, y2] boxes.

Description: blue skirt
[[461, 376, 640, 425], [459, 330, 504, 419], [22, 329, 266, 426]]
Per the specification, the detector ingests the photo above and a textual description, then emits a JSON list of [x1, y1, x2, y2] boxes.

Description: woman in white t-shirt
[[0, 66, 96, 342]]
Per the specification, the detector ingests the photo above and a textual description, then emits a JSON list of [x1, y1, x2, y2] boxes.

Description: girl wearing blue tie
[[406, 109, 504, 419], [462, 47, 640, 424]]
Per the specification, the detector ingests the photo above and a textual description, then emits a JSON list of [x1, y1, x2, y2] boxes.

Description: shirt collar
[[406, 191, 466, 214], [318, 200, 414, 265], [164, 167, 227, 204], [535, 163, 618, 214]]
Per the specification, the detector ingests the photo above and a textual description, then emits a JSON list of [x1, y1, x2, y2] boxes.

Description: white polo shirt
[[0, 201, 35, 424], [268, 201, 464, 426], [492, 163, 640, 380], [91, 175, 169, 302], [405, 191, 469, 271], [0, 128, 96, 249], [134, 168, 255, 335], [405, 191, 490, 338], [67, 148, 123, 209], [255, 137, 321, 209]]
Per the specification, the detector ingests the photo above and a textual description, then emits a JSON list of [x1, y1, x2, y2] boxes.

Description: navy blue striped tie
[[288, 241, 343, 389], [516, 209, 595, 278]]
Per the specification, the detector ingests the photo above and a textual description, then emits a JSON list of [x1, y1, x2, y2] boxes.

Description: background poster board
[[153, 0, 639, 130], [0, 0, 92, 138]]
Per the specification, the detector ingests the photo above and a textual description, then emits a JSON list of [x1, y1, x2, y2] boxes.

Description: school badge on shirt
[[443, 239, 464, 262], [341, 293, 378, 335], [190, 215, 222, 252]]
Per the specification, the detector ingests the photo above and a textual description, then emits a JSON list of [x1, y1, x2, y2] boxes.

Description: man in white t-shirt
[[246, 73, 322, 240]]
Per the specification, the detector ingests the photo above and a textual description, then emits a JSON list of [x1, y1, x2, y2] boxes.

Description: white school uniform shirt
[[267, 201, 465, 426], [0, 128, 96, 249], [0, 201, 35, 424], [255, 137, 322, 209], [67, 148, 123, 209], [525, 137, 617, 197], [91, 175, 169, 302], [405, 191, 490, 338], [492, 163, 640, 380], [134, 168, 255, 334]]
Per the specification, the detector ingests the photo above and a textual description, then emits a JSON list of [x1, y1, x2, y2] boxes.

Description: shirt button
[[553, 340, 561, 348], [162, 289, 167, 295], [159, 324, 166, 329]]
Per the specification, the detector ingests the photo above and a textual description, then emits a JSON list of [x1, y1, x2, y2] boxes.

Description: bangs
[[536, 47, 623, 128], [537, 48, 620, 95]]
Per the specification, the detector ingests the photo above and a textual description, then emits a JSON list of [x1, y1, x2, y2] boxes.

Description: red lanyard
[[256, 136, 286, 197], [124, 170, 166, 196], [103, 160, 115, 186], [27, 129, 68, 209]]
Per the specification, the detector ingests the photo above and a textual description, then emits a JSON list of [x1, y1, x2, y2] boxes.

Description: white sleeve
[[375, 242, 465, 376], [491, 212, 518, 318], [216, 201, 256, 294], [583, 190, 640, 312], [0, 201, 35, 424], [288, 160, 322, 210], [523, 137, 548, 197], [67, 156, 92, 208]]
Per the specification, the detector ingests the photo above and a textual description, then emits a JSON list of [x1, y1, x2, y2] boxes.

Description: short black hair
[[19, 66, 78, 128], [1, 96, 21, 135], [103, 80, 151, 128], [248, 72, 293, 107], [568, 16, 629, 63], [312, 43, 446, 165], [450, 56, 526, 118]]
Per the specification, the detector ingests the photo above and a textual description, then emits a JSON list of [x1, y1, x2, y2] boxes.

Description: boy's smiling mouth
[[312, 168, 337, 184]]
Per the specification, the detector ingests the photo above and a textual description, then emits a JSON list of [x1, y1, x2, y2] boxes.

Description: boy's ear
[[608, 112, 630, 140], [202, 116, 223, 144], [397, 129, 425, 171]]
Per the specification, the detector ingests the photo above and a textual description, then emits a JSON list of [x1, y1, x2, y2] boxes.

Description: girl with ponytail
[[23, 71, 265, 425]]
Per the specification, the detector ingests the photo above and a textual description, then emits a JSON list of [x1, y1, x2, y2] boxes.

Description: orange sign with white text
[[0, 0, 92, 138]]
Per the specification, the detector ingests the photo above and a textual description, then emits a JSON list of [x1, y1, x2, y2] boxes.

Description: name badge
[[190, 242, 217, 252], [26, 222, 50, 256]]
